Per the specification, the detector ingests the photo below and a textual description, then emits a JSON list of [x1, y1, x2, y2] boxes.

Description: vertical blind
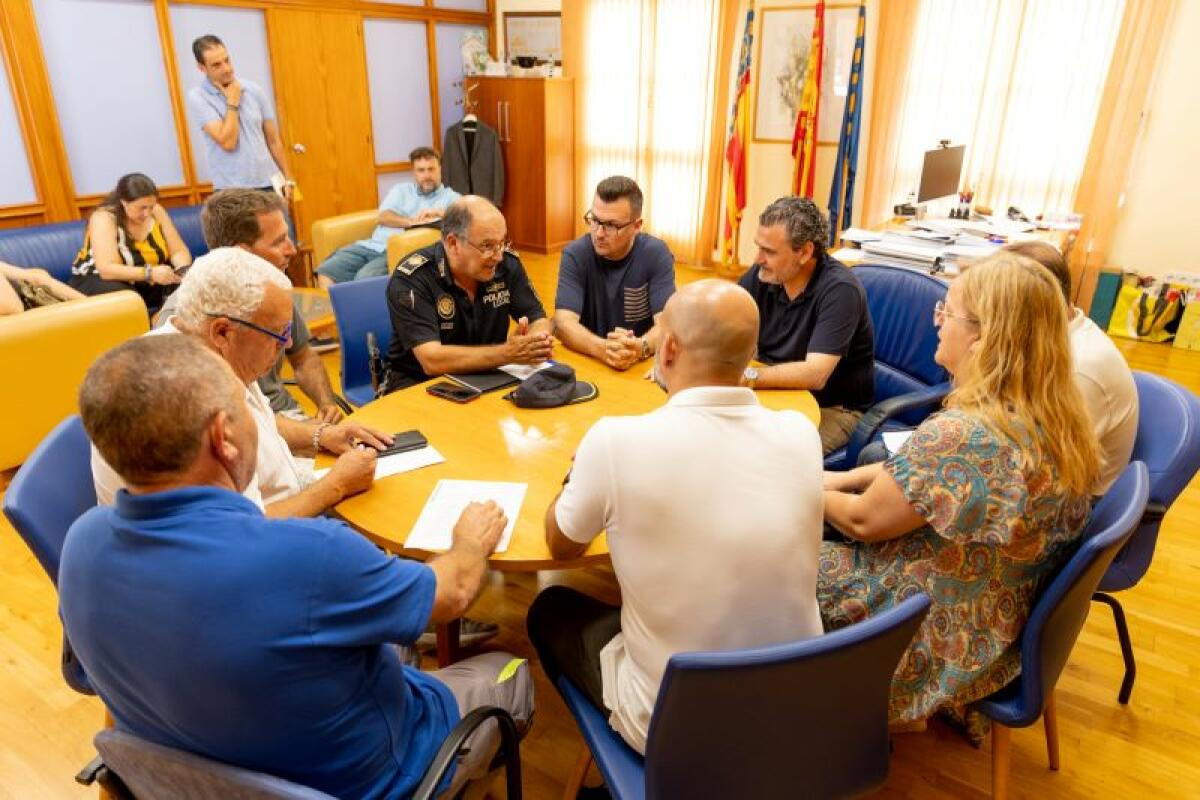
[[579, 0, 723, 262], [888, 0, 1125, 216]]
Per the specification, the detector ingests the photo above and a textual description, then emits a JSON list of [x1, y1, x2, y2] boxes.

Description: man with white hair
[[92, 247, 389, 517]]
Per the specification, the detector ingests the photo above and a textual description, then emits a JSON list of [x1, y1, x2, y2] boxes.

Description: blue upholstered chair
[[328, 275, 392, 406], [1093, 372, 1200, 703], [2, 415, 96, 695], [93, 706, 523, 800], [0, 219, 88, 282], [556, 594, 931, 800], [0, 205, 208, 283], [94, 729, 335, 800], [166, 204, 209, 261], [975, 461, 1149, 800], [825, 264, 951, 469]]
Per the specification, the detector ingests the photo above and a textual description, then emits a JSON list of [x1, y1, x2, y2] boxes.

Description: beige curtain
[[1070, 0, 1177, 311], [566, 0, 727, 265], [861, 0, 921, 228]]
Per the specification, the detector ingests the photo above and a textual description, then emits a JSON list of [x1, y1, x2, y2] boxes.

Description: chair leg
[[992, 723, 1011, 800], [1043, 690, 1061, 771], [562, 746, 592, 800], [1093, 592, 1137, 704]]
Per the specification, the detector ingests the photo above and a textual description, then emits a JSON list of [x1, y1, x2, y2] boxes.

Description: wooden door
[[475, 78, 546, 250], [266, 9, 376, 246], [501, 79, 547, 249]]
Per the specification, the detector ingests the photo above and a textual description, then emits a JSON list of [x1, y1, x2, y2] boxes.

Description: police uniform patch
[[397, 253, 429, 276], [436, 295, 455, 319]]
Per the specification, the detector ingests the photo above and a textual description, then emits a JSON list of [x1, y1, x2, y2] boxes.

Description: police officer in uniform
[[384, 195, 553, 392]]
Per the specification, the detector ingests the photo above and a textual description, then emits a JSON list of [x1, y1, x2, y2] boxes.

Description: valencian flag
[[791, 0, 824, 198], [828, 1, 866, 241], [722, 4, 754, 265]]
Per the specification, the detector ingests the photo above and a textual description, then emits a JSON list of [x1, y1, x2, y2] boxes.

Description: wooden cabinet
[[470, 77, 574, 253]]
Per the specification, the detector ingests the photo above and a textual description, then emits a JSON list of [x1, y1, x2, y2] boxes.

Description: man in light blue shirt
[[315, 147, 460, 288], [187, 35, 293, 194]]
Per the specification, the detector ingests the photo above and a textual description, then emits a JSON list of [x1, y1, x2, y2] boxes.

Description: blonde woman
[[820, 252, 1100, 737]]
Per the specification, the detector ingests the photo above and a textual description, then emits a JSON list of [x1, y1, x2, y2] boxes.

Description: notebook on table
[[445, 370, 520, 393]]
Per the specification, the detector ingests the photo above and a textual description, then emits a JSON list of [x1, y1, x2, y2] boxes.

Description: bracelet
[[312, 422, 331, 453], [226, 102, 239, 111], [144, 266, 152, 283]]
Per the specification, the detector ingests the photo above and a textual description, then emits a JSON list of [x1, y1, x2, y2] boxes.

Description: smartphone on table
[[426, 381, 482, 404], [376, 430, 429, 457]]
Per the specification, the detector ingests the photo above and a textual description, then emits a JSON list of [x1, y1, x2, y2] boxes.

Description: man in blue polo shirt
[[316, 147, 461, 288], [188, 35, 294, 196], [60, 335, 533, 799], [554, 176, 676, 370], [738, 197, 874, 454]]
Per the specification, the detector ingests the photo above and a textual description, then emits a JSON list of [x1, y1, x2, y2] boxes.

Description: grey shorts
[[429, 651, 535, 796]]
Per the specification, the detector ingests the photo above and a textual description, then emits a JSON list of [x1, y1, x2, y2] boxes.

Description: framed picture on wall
[[753, 4, 861, 144], [503, 12, 562, 65]]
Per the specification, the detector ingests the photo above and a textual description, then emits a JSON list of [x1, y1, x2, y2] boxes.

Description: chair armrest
[[842, 382, 951, 467], [1142, 501, 1167, 526], [333, 395, 355, 416], [412, 706, 523, 800], [76, 755, 134, 800]]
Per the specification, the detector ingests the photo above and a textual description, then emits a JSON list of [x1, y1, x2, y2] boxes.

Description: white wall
[[494, 0, 561, 64], [1107, 1, 1200, 278]]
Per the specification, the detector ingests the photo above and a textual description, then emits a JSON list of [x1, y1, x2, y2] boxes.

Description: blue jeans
[[315, 243, 389, 283]]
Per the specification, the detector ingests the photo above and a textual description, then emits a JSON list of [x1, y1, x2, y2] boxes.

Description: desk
[[324, 347, 819, 661], [836, 218, 1075, 271]]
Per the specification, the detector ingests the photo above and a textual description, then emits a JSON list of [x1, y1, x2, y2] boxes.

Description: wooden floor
[[3, 252, 1200, 798]]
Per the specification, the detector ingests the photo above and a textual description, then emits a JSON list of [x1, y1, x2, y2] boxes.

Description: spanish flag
[[791, 1, 824, 198], [722, 4, 754, 266]]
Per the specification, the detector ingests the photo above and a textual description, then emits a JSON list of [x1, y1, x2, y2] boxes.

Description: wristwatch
[[743, 366, 759, 389], [640, 338, 651, 360]]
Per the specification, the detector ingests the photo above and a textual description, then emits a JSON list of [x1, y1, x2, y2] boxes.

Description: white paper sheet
[[882, 431, 914, 454], [405, 479, 528, 553], [498, 361, 555, 381], [839, 227, 885, 243], [312, 446, 446, 481], [832, 247, 864, 261]]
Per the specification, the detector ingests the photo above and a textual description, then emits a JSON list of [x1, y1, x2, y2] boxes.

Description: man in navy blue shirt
[[554, 176, 676, 370], [60, 335, 533, 799], [737, 197, 874, 453]]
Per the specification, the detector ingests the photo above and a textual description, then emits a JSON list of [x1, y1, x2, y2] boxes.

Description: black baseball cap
[[505, 363, 598, 408]]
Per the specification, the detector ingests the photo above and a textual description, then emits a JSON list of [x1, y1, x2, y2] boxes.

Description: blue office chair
[[93, 706, 523, 800], [1093, 372, 1200, 704], [2, 415, 96, 695], [825, 264, 951, 469], [975, 461, 1149, 800], [556, 594, 931, 800], [328, 276, 392, 406]]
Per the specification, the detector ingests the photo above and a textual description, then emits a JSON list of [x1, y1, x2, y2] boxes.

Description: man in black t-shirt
[[737, 197, 875, 454], [554, 176, 676, 371], [384, 196, 552, 392]]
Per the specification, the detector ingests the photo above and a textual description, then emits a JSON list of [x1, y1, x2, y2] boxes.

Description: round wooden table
[[324, 349, 819, 662]]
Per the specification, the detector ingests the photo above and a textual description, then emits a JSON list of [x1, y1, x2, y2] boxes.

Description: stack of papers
[[859, 227, 1001, 274]]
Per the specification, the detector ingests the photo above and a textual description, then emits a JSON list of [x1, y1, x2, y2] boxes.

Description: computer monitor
[[917, 144, 965, 203]]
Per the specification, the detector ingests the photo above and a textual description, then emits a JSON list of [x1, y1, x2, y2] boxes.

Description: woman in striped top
[[69, 173, 191, 313]]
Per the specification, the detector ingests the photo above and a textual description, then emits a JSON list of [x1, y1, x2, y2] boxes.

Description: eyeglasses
[[206, 313, 293, 345], [462, 238, 511, 258], [933, 300, 978, 326], [583, 211, 638, 235]]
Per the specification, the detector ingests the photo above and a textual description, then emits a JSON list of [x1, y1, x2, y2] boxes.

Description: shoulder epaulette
[[396, 252, 431, 276]]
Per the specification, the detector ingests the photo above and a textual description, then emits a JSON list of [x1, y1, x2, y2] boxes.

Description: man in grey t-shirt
[[188, 34, 294, 195], [157, 190, 342, 422]]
